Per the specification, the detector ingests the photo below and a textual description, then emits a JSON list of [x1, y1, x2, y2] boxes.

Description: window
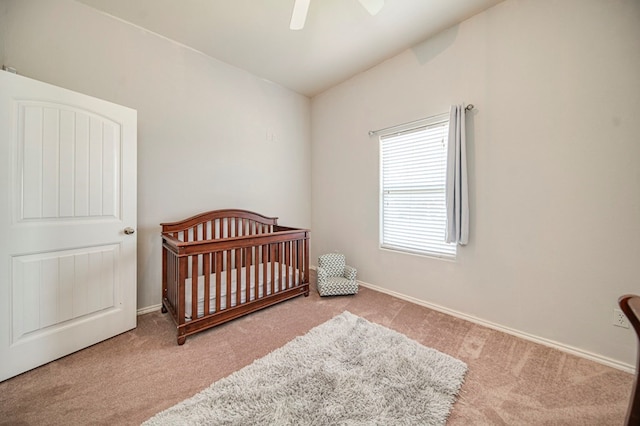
[[379, 114, 456, 258]]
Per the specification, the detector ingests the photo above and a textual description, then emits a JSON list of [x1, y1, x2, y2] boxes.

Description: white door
[[0, 71, 137, 382]]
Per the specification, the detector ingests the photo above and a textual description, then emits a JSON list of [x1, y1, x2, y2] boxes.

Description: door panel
[[11, 244, 119, 343], [0, 71, 137, 382], [17, 102, 121, 221]]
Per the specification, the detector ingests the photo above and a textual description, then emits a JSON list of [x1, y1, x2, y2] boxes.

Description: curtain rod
[[368, 104, 474, 137]]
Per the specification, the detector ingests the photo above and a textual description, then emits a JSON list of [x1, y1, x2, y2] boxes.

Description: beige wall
[[311, 0, 640, 367], [1, 0, 311, 310], [3, 0, 639, 368], [0, 1, 6, 65]]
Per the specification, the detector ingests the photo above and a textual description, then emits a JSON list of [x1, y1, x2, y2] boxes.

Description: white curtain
[[445, 104, 469, 245]]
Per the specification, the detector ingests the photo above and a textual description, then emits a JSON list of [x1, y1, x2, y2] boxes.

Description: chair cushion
[[317, 276, 358, 296], [343, 265, 357, 280], [318, 253, 346, 277]]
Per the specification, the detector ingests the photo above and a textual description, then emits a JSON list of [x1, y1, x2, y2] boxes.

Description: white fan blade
[[358, 0, 384, 16], [290, 0, 311, 30]]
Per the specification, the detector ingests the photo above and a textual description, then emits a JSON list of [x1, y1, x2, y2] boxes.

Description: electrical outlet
[[613, 308, 630, 328]]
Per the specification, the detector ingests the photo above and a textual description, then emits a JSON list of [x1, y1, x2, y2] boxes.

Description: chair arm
[[317, 266, 328, 285], [343, 265, 357, 280]]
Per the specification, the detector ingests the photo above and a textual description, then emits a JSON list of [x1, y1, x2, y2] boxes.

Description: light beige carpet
[[144, 311, 467, 425], [0, 275, 633, 425]]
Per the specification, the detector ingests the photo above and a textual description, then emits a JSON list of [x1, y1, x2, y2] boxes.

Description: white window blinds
[[380, 115, 456, 258]]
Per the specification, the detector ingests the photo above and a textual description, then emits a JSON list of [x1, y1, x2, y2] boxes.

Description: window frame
[[378, 113, 456, 259]]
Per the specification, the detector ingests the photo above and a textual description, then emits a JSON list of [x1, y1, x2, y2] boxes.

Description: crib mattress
[[184, 262, 300, 319]]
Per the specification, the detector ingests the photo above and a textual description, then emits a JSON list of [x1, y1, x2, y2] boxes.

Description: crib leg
[[161, 304, 168, 314], [177, 335, 186, 345]]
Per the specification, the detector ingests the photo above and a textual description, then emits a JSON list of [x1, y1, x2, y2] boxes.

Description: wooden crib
[[161, 209, 310, 344]]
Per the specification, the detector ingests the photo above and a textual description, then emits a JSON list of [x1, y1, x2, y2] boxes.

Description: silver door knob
[[124, 227, 135, 235]]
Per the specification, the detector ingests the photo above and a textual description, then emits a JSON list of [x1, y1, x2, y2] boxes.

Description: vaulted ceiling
[[75, 0, 504, 97]]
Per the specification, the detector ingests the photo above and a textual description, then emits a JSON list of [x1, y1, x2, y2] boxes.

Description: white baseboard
[[139, 268, 634, 373], [356, 280, 634, 373], [137, 303, 162, 316]]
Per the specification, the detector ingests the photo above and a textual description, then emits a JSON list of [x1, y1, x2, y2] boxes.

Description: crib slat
[[262, 244, 268, 298], [215, 251, 222, 312], [270, 244, 275, 295], [299, 238, 303, 286], [191, 254, 198, 318], [303, 236, 309, 285], [273, 243, 278, 293], [278, 242, 283, 292], [235, 248, 241, 306], [211, 249, 216, 284], [284, 241, 290, 289], [297, 239, 303, 286], [246, 247, 253, 302], [203, 253, 210, 316], [275, 243, 281, 292], [253, 247, 259, 301], [226, 249, 232, 310], [289, 241, 293, 287], [255, 243, 261, 297], [291, 240, 298, 287]]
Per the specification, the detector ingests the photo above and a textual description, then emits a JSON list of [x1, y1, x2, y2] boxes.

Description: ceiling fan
[[290, 0, 385, 30]]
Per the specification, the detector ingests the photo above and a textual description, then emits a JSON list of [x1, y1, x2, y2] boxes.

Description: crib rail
[[161, 210, 309, 344], [161, 209, 279, 243]]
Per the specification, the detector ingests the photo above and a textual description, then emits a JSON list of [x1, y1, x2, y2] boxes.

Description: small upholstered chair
[[317, 253, 358, 296]]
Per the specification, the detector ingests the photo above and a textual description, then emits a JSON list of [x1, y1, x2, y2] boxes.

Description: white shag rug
[[143, 311, 467, 425]]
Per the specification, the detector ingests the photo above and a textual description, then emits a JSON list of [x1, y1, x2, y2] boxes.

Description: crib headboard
[[161, 209, 279, 242]]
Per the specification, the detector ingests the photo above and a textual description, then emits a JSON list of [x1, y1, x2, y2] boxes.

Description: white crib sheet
[[184, 262, 300, 319]]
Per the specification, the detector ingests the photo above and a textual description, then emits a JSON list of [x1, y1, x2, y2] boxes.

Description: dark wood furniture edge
[[619, 294, 640, 426]]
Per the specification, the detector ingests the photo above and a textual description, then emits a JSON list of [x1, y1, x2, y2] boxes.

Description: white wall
[[311, 0, 640, 366], [1, 0, 311, 310]]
